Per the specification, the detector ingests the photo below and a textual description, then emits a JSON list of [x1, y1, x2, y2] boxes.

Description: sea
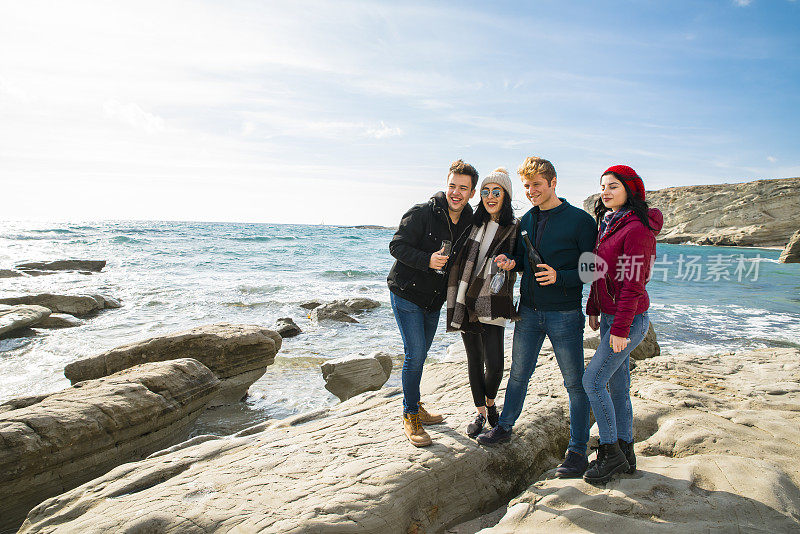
[[1, 220, 799, 428]]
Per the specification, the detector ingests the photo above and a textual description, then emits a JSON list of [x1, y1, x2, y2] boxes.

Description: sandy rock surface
[[14, 259, 106, 272], [779, 230, 800, 263], [64, 323, 282, 405], [20, 350, 573, 533], [480, 348, 800, 533], [321, 351, 393, 401], [1, 359, 220, 533], [584, 176, 800, 246], [0, 293, 118, 317], [0, 304, 50, 336]]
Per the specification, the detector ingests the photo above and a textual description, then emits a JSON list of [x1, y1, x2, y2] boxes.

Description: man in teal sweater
[[477, 156, 598, 479]]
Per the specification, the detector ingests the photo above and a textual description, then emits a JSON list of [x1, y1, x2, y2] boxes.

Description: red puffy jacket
[[586, 208, 664, 338]]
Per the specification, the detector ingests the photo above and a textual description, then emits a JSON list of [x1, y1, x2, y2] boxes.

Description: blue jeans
[[391, 292, 441, 414], [583, 312, 649, 445], [498, 305, 589, 455]]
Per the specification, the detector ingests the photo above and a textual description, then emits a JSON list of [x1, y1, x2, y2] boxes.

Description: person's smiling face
[[481, 183, 504, 218], [446, 173, 475, 213]]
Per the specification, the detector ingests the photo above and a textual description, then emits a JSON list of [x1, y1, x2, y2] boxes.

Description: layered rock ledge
[[1, 359, 220, 533], [584, 176, 800, 247], [20, 348, 572, 533], [0, 293, 120, 317], [14, 260, 106, 272], [482, 347, 800, 533], [64, 323, 282, 404], [0, 305, 50, 337]]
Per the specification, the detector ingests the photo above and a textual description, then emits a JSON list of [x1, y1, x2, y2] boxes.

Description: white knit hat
[[480, 167, 513, 196]]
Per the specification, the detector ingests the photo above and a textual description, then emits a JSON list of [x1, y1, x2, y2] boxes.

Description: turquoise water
[[1, 220, 798, 420]]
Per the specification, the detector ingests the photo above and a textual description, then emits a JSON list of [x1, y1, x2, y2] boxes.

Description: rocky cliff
[[583, 176, 800, 247]]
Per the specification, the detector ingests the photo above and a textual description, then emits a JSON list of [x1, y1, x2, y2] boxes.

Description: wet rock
[[64, 323, 282, 405], [321, 352, 393, 401], [779, 230, 800, 263], [14, 260, 106, 272], [310, 307, 358, 323], [631, 322, 660, 360], [272, 317, 302, 338], [0, 305, 51, 337], [0, 293, 119, 317], [0, 269, 26, 278], [35, 313, 84, 329], [300, 300, 322, 310], [1, 358, 220, 534]]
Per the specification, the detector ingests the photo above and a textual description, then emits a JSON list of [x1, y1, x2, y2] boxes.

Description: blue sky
[[1, 0, 798, 225]]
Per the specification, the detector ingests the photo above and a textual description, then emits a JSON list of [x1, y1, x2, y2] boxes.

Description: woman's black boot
[[583, 441, 630, 484], [618, 439, 636, 474]]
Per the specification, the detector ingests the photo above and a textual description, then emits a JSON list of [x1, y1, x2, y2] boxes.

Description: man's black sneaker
[[466, 413, 486, 438], [476, 424, 512, 446], [486, 404, 499, 428], [554, 451, 589, 478], [583, 442, 630, 484], [618, 439, 636, 474]]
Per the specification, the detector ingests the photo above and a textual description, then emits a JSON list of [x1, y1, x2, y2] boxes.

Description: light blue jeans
[[390, 292, 441, 414], [583, 312, 649, 445]]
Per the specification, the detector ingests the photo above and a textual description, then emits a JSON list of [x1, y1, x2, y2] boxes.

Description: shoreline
[[13, 343, 800, 532]]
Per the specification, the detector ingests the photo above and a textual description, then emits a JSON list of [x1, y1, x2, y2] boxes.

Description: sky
[[1, 0, 798, 226]]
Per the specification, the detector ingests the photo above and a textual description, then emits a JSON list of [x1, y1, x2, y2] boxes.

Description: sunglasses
[[480, 188, 503, 198]]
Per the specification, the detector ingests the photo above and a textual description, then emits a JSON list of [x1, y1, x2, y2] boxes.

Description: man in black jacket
[[388, 159, 477, 446]]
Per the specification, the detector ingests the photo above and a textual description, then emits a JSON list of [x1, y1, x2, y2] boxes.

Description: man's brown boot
[[417, 402, 444, 424], [403, 412, 432, 447]]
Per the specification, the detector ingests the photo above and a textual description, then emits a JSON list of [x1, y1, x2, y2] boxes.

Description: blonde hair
[[518, 157, 556, 185]]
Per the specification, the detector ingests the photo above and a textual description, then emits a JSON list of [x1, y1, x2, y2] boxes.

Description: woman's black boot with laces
[[583, 441, 630, 484]]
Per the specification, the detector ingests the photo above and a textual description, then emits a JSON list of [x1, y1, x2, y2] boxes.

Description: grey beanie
[[480, 167, 513, 196]]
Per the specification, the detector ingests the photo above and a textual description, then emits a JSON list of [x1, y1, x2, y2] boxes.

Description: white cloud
[[366, 121, 403, 139], [767, 156, 777, 163], [103, 100, 165, 134], [733, 0, 753, 6]]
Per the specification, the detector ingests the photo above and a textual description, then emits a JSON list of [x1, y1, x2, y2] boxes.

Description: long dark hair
[[593, 173, 653, 230], [473, 190, 515, 227]]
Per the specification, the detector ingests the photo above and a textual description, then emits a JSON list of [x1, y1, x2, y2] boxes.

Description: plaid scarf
[[446, 220, 519, 332], [599, 208, 631, 242]]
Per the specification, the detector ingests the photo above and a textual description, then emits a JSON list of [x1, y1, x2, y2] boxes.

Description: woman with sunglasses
[[446, 168, 518, 438], [582, 165, 663, 484]]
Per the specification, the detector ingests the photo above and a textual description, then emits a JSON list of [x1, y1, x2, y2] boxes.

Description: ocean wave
[[112, 235, 147, 244], [320, 269, 382, 280], [232, 236, 299, 242], [30, 228, 76, 234], [237, 284, 285, 295], [222, 301, 272, 308]]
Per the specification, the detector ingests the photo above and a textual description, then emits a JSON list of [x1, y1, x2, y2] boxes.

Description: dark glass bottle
[[521, 230, 548, 286]]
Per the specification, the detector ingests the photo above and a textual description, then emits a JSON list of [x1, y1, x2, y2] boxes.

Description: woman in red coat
[[582, 165, 663, 484]]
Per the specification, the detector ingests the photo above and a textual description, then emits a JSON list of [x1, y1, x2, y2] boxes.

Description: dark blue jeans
[[583, 311, 649, 445], [498, 305, 589, 455], [391, 292, 441, 414]]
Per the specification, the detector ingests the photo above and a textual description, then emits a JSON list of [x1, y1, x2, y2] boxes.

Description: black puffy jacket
[[387, 192, 474, 312]]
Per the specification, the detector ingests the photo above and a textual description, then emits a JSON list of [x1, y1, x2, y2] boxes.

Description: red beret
[[602, 165, 646, 201]]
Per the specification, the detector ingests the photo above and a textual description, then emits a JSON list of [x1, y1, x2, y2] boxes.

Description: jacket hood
[[648, 208, 664, 236]]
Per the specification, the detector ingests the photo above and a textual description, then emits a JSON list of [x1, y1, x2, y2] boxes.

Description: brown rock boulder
[[779, 230, 800, 263], [0, 358, 220, 533], [14, 259, 106, 272], [64, 323, 282, 404], [0, 293, 119, 317], [0, 305, 51, 337]]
